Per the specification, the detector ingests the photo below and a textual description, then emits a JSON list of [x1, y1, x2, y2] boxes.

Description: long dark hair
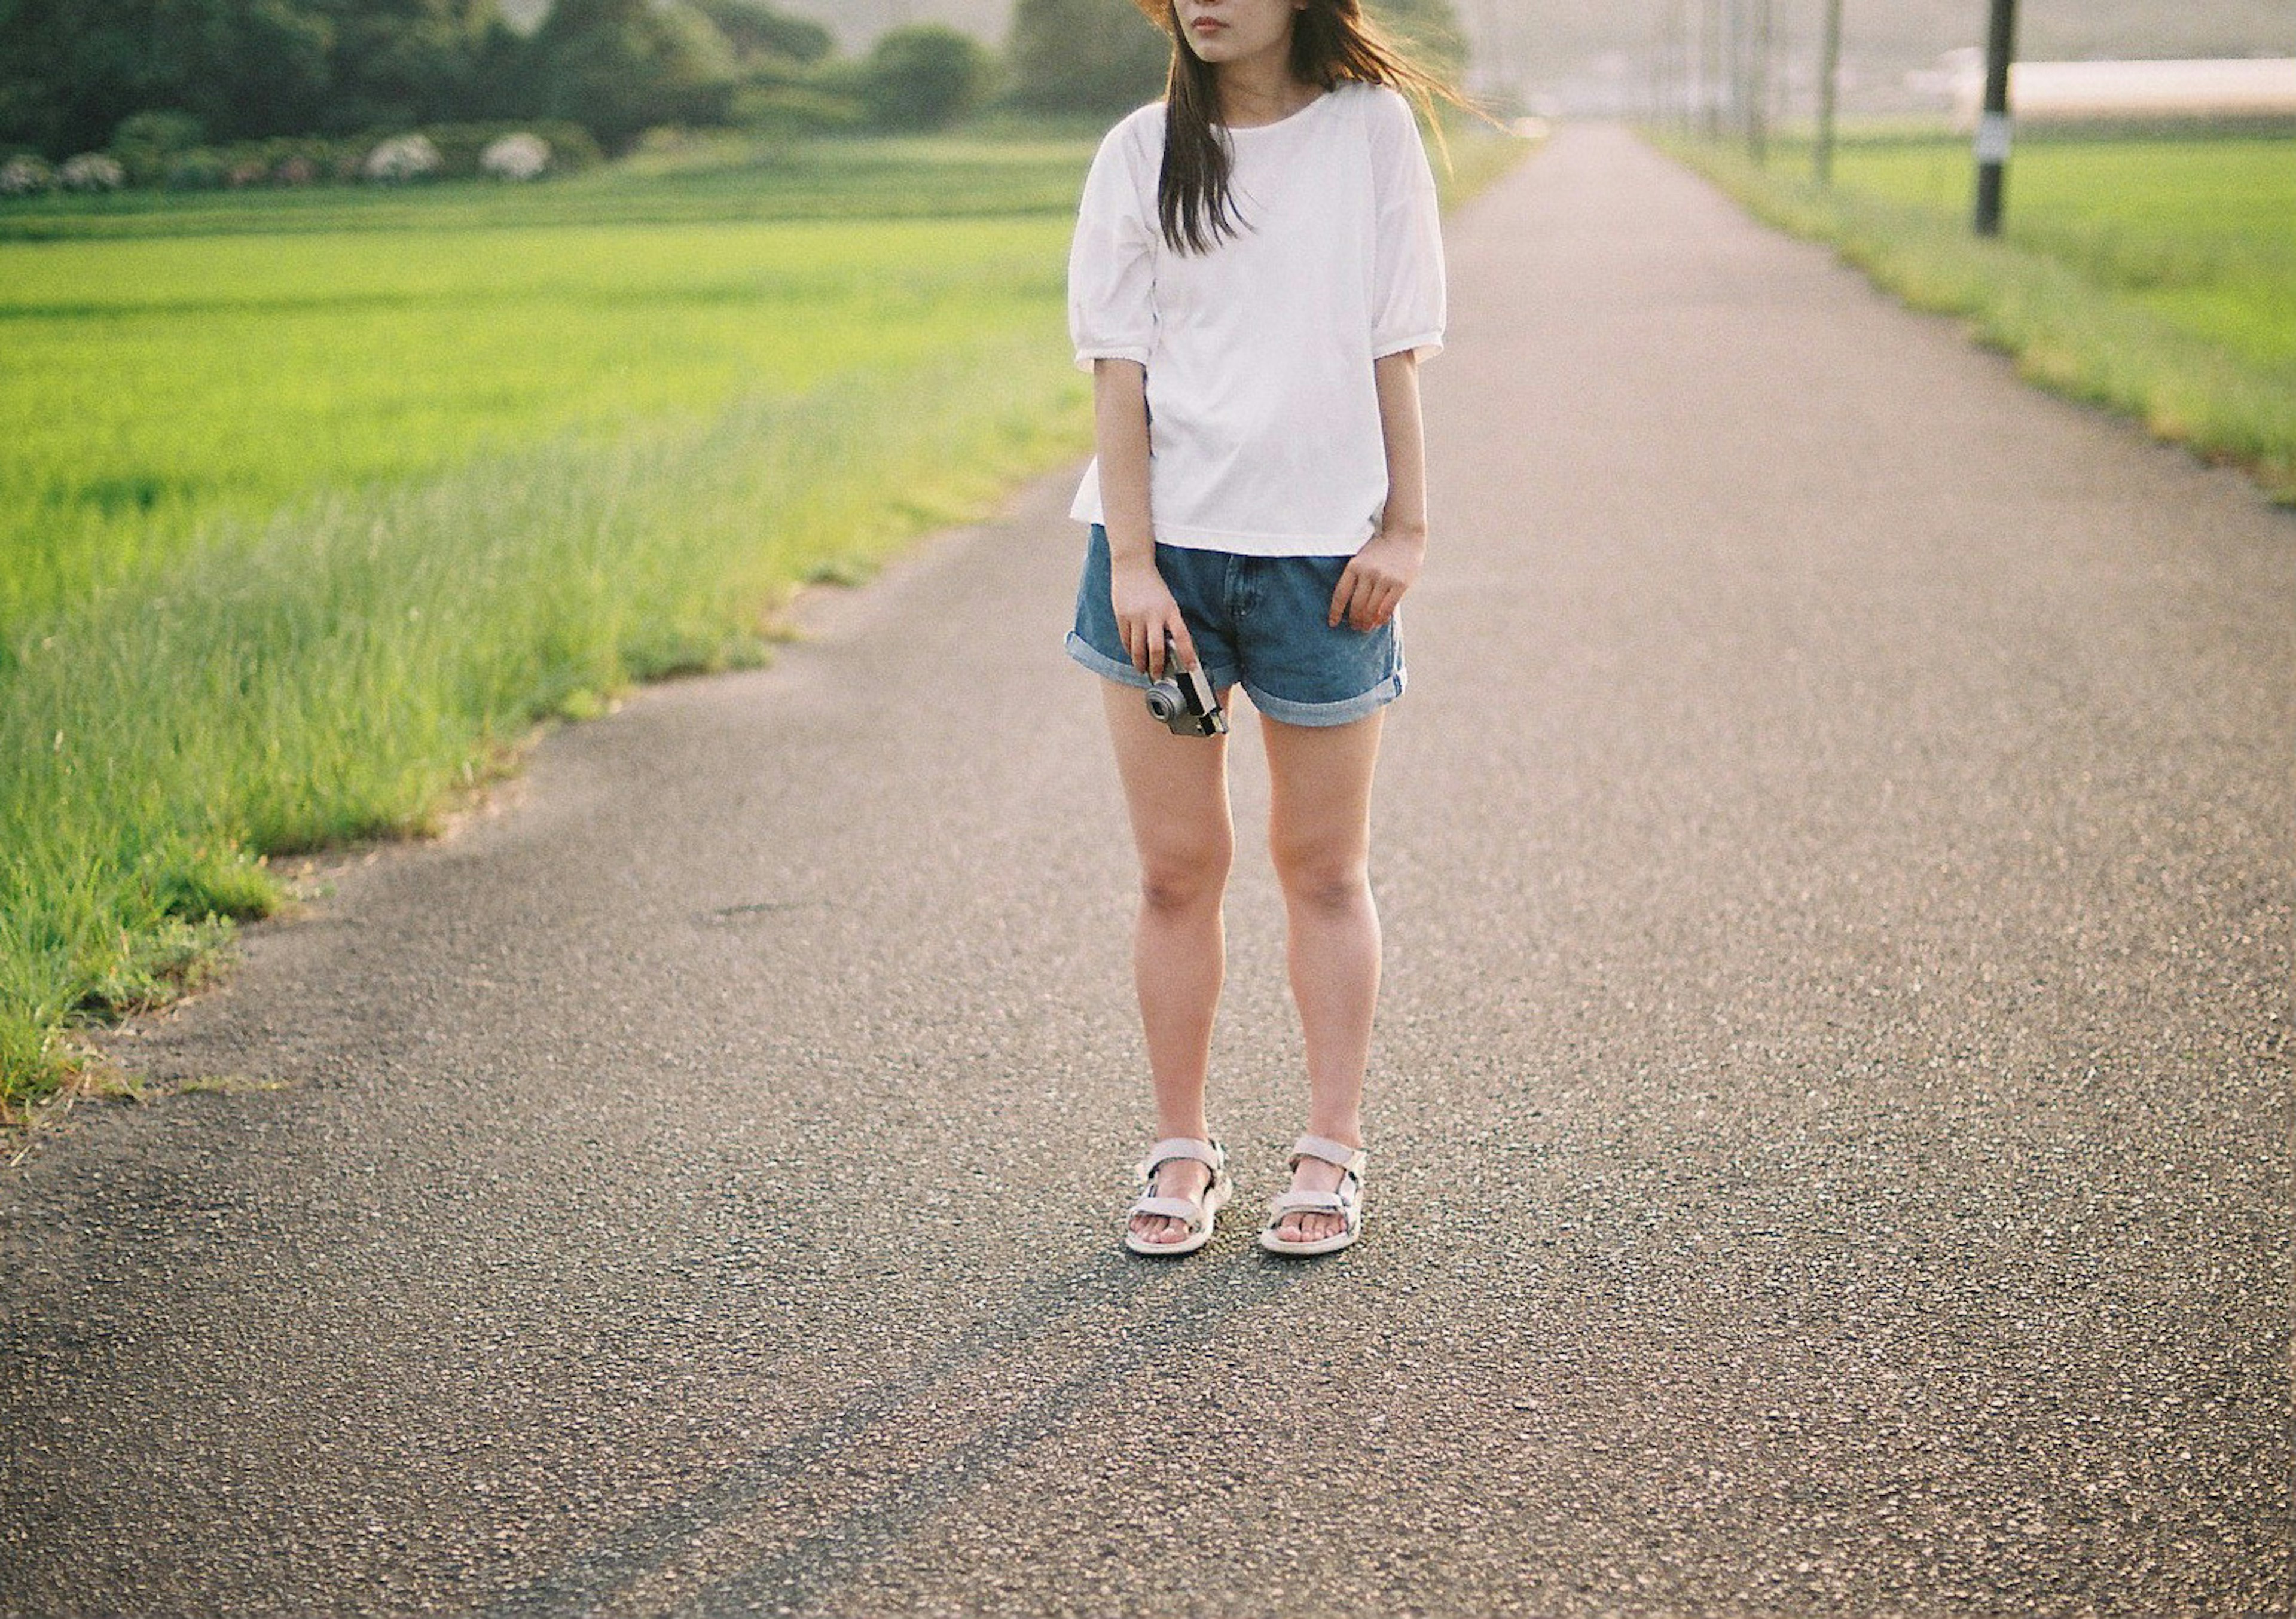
[[1156, 1, 1472, 255]]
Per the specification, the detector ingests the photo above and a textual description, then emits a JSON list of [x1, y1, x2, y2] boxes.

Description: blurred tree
[[690, 0, 833, 66], [518, 0, 741, 149], [305, 0, 495, 130], [859, 23, 992, 130], [0, 0, 332, 155], [1006, 0, 1170, 117]]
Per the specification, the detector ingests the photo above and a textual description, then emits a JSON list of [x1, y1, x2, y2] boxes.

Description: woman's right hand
[[1110, 555, 1198, 680]]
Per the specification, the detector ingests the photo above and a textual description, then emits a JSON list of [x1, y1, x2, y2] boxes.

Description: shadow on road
[[491, 1245, 1311, 1615]]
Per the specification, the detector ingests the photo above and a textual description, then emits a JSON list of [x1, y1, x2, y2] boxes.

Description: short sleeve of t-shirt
[[1366, 88, 1446, 361], [1068, 111, 1158, 372]]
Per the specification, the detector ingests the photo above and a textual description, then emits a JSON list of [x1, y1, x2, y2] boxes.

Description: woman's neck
[[1215, 52, 1317, 128]]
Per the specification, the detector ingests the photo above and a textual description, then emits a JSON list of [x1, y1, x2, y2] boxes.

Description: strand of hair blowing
[[1156, 0, 1474, 256]]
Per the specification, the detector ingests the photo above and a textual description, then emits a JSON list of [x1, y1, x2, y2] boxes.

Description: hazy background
[[746, 0, 2292, 114]]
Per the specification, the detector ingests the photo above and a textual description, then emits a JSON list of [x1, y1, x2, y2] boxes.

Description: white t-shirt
[[1067, 80, 1446, 557]]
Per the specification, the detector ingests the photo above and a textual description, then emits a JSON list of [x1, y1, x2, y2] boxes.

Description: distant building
[[1937, 54, 2296, 127]]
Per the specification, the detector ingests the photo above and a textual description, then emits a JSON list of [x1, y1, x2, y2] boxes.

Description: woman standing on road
[[1065, 0, 1457, 1256]]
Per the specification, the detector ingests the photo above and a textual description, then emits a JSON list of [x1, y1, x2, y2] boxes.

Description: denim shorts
[[1065, 523, 1405, 728]]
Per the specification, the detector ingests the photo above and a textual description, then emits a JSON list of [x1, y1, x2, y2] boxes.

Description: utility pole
[[1474, 0, 1507, 105], [1814, 0, 1845, 185], [1747, 0, 1772, 164], [1701, 0, 1724, 138], [1973, 0, 2017, 235], [1680, 2, 1694, 130]]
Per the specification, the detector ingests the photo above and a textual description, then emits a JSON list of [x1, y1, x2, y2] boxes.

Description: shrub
[[520, 120, 603, 172], [860, 25, 994, 132], [57, 153, 127, 191], [420, 121, 603, 179], [730, 83, 866, 142], [109, 111, 207, 187], [362, 133, 443, 182], [1006, 0, 1168, 118], [162, 150, 230, 190], [525, 0, 743, 153], [480, 132, 551, 181], [0, 154, 54, 196], [273, 154, 319, 186], [693, 0, 835, 66]]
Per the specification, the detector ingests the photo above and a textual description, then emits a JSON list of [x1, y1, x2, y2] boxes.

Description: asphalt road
[[3, 125, 2289, 1617]]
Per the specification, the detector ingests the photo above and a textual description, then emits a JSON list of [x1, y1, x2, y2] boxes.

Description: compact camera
[[1144, 644, 1228, 737]]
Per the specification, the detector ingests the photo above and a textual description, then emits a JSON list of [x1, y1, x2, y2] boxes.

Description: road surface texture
[[4, 126, 2289, 1617]]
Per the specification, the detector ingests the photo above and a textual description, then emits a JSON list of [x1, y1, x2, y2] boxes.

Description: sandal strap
[[1287, 1134, 1366, 1175], [1132, 1194, 1209, 1228], [1267, 1189, 1352, 1217], [1136, 1136, 1225, 1183]]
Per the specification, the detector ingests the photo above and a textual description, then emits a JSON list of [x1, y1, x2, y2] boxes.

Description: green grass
[[1824, 136, 2296, 372], [1, 214, 1071, 630], [0, 124, 1533, 1117], [2, 334, 1091, 1106], [1434, 116, 1541, 212], [1662, 130, 2296, 501], [0, 138, 1103, 1115]]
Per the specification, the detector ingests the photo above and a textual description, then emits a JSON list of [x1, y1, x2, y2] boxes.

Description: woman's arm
[[1329, 349, 1428, 631], [1094, 358, 1198, 678]]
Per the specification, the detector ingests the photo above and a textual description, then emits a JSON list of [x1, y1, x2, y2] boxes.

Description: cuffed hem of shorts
[[1245, 667, 1407, 728], [1064, 631, 1242, 694]]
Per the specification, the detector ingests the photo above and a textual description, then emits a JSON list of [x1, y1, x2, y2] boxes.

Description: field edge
[[1648, 129, 2296, 508]]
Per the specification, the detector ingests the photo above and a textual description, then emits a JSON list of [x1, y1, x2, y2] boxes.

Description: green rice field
[[1670, 132, 2296, 500], [1826, 136, 2295, 375], [2, 214, 1073, 628], [0, 124, 1532, 1116]]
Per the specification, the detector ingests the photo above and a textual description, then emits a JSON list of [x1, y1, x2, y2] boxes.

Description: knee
[[1139, 838, 1231, 915], [1271, 844, 1369, 915]]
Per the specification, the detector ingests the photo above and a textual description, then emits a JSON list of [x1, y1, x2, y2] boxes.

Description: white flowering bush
[[361, 134, 442, 184], [0, 155, 54, 195], [479, 132, 549, 181], [57, 152, 126, 191]]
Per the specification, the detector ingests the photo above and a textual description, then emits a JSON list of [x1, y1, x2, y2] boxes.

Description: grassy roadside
[[1656, 133, 2296, 504], [2, 337, 1091, 1118], [1434, 114, 1540, 212], [1, 124, 1536, 1126]]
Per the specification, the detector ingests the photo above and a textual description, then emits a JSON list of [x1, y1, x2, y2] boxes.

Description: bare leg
[[1100, 679, 1235, 1245], [1261, 709, 1385, 1244]]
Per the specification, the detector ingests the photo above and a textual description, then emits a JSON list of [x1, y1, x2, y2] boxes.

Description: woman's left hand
[[1327, 524, 1427, 631]]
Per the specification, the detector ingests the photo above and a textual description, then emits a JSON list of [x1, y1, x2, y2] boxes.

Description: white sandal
[[1123, 1136, 1233, 1256], [1259, 1133, 1367, 1256]]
